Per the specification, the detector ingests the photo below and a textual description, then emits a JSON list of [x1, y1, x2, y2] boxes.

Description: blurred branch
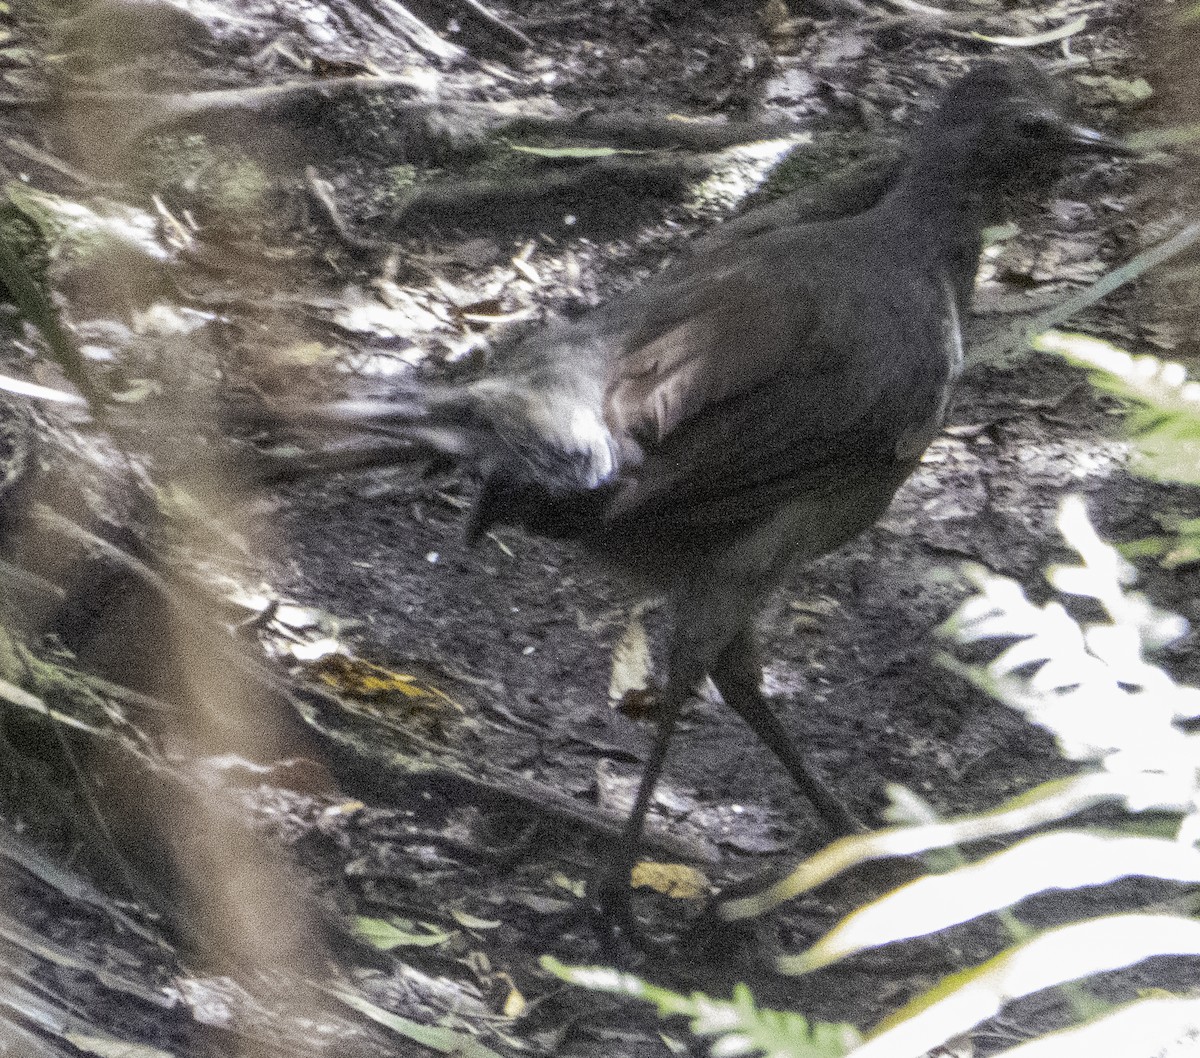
[[975, 214, 1200, 363]]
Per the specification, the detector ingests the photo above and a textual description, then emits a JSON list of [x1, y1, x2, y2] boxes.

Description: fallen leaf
[[110, 378, 162, 404], [550, 872, 586, 899], [333, 989, 504, 1058], [630, 862, 710, 899], [65, 1035, 174, 1058], [1075, 73, 1154, 108], [509, 144, 645, 159], [311, 654, 462, 710], [450, 909, 502, 930], [311, 54, 376, 78], [353, 916, 454, 950], [272, 341, 340, 368], [496, 973, 526, 1018], [971, 13, 1086, 48], [609, 608, 653, 702]]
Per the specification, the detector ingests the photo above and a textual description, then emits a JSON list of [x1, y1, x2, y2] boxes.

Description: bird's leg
[[584, 585, 725, 943], [587, 669, 693, 937], [710, 625, 860, 839], [670, 626, 863, 955]]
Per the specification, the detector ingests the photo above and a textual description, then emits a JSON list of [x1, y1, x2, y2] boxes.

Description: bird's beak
[[1064, 122, 1141, 156]]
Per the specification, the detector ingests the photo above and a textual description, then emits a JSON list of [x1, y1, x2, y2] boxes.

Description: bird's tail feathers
[[251, 386, 493, 462], [281, 394, 435, 432]]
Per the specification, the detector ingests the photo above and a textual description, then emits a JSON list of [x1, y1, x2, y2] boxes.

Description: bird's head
[[914, 57, 1136, 185]]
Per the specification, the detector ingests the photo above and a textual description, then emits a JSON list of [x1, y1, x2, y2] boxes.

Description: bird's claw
[[531, 866, 673, 964]]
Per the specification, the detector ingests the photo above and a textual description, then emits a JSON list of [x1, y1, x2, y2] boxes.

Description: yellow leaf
[[497, 974, 526, 1018], [310, 654, 462, 710], [630, 862, 710, 899]]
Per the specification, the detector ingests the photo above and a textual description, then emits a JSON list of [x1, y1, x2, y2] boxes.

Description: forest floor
[[0, 0, 1198, 1055]]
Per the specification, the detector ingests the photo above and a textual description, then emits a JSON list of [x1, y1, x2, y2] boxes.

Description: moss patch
[[136, 132, 272, 220]]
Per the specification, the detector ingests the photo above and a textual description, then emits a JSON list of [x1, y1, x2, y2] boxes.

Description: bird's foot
[[585, 864, 678, 962], [532, 864, 674, 964]]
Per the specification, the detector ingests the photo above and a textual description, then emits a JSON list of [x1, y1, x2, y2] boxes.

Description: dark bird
[[263, 59, 1131, 924]]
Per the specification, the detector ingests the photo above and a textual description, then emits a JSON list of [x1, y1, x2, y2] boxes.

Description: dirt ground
[[1, 0, 1199, 1055]]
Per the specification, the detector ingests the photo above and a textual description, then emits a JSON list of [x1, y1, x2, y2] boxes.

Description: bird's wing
[[603, 247, 826, 445], [599, 258, 957, 531]]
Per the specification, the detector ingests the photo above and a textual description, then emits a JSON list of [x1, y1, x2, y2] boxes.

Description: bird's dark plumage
[[268, 58, 1130, 923]]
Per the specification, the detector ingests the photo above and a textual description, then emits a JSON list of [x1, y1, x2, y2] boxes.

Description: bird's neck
[[880, 165, 1006, 303], [887, 165, 1002, 235]]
